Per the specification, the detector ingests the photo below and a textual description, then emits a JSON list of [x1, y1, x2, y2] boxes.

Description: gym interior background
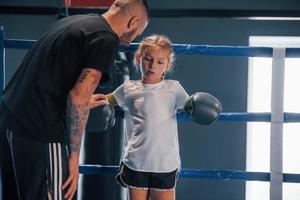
[[1, 0, 300, 199]]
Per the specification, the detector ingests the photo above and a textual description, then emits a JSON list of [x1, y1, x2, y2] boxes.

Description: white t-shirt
[[113, 79, 189, 172]]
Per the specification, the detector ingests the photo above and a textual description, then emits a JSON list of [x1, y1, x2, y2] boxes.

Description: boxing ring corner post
[[0, 23, 3, 200], [0, 24, 4, 94]]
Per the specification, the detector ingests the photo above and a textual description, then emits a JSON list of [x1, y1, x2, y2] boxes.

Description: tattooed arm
[[62, 68, 102, 200], [66, 68, 101, 154]]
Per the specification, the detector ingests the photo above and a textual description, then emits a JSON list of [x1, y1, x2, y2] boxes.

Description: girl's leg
[[149, 189, 175, 200], [128, 188, 149, 200]]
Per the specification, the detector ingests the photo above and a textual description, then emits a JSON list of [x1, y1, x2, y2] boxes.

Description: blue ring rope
[[4, 39, 300, 57], [115, 110, 300, 123], [79, 165, 300, 183]]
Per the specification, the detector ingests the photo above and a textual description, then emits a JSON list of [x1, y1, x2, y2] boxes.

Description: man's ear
[[127, 16, 139, 29]]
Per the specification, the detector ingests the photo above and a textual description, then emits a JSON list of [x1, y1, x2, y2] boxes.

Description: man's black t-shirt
[[0, 14, 120, 143]]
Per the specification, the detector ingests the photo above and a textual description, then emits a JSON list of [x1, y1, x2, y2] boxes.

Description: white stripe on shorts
[[48, 143, 63, 200], [58, 143, 62, 200]]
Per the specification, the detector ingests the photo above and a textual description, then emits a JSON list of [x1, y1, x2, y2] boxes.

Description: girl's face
[[137, 46, 171, 84]]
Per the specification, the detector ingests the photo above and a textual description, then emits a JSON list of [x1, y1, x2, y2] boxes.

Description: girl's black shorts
[[115, 162, 179, 190]]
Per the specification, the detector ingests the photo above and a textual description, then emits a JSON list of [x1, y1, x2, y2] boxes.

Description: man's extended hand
[[62, 154, 79, 200], [90, 94, 108, 109]]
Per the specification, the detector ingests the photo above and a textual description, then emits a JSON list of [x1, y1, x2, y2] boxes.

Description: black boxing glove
[[184, 92, 222, 125], [86, 104, 115, 132]]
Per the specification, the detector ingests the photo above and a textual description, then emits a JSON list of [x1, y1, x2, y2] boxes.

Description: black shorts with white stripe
[[6, 130, 70, 200], [115, 162, 179, 190]]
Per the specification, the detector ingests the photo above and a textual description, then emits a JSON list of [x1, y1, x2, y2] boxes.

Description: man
[[0, 0, 149, 199]]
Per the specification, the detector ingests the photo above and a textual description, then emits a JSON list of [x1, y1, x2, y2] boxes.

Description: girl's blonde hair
[[134, 34, 175, 70]]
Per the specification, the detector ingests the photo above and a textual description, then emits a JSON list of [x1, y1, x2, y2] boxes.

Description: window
[[246, 36, 300, 200]]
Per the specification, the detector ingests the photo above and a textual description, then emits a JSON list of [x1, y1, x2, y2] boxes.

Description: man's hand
[[62, 154, 79, 200], [90, 94, 108, 109]]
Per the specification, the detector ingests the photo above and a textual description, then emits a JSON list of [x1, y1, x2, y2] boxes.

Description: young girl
[[103, 35, 189, 200]]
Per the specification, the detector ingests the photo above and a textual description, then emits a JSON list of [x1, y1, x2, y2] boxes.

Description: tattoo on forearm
[[77, 69, 101, 97], [66, 98, 90, 154], [77, 69, 90, 83], [77, 69, 100, 85], [66, 68, 100, 154]]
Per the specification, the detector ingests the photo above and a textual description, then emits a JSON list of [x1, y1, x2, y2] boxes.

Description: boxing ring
[[1, 24, 300, 200]]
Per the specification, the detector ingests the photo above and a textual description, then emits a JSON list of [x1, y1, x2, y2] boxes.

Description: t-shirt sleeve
[[81, 32, 119, 83], [175, 81, 189, 109], [112, 83, 125, 107]]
